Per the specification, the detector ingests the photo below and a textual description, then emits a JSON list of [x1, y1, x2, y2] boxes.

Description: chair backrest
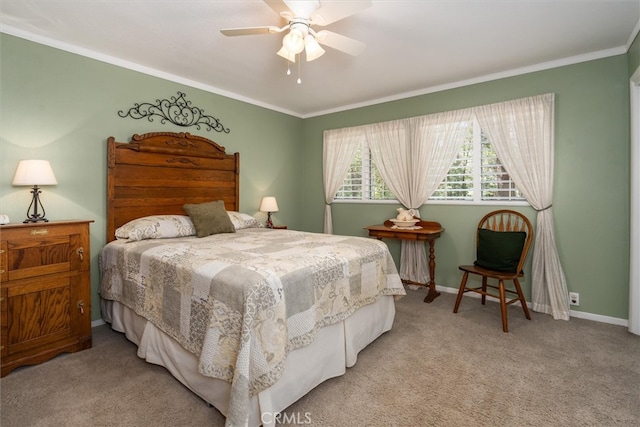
[[477, 210, 534, 274]]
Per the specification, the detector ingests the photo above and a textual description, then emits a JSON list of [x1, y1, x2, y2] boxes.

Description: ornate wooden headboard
[[106, 132, 239, 242]]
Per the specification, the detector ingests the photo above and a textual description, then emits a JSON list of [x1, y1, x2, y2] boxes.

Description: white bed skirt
[[101, 296, 396, 426]]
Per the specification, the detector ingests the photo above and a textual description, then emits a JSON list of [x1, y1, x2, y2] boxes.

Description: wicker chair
[[453, 210, 534, 332]]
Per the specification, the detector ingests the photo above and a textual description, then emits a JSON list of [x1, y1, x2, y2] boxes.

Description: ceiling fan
[[220, 0, 372, 63]]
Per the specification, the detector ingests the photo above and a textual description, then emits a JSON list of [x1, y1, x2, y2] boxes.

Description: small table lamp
[[260, 196, 279, 228], [12, 159, 58, 223]]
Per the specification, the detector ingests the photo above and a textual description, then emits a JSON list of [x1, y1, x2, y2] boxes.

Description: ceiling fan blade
[[315, 30, 366, 56], [263, 0, 292, 17], [310, 0, 372, 26], [220, 26, 282, 36]]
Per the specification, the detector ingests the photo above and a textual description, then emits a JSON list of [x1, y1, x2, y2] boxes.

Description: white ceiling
[[1, 1, 639, 118]]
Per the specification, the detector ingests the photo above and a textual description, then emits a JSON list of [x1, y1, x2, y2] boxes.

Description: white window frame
[[334, 117, 528, 206]]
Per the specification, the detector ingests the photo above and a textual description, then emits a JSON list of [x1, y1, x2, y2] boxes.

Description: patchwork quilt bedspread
[[99, 228, 405, 425]]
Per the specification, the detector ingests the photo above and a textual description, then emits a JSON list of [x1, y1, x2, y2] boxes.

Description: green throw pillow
[[474, 229, 526, 273], [183, 200, 236, 238]]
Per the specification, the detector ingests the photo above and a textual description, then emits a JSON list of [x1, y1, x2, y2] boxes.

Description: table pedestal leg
[[424, 239, 440, 302], [423, 283, 440, 303]]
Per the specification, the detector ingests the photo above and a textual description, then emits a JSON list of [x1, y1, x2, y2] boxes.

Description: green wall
[[0, 33, 632, 322], [301, 55, 630, 320], [0, 34, 303, 321]]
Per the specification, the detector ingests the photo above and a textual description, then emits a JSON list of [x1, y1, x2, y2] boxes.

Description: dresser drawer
[[3, 272, 87, 356], [1, 222, 90, 281]]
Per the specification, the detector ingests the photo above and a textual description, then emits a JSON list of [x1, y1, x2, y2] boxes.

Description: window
[[335, 143, 395, 201], [430, 119, 525, 202], [335, 118, 525, 203]]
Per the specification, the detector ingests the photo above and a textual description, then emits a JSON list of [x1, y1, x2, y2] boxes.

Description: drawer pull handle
[[76, 247, 84, 261], [30, 229, 49, 236], [77, 300, 85, 315], [0, 249, 4, 254]]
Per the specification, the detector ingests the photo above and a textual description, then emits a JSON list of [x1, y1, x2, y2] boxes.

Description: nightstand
[[1, 220, 93, 376], [272, 225, 288, 229]]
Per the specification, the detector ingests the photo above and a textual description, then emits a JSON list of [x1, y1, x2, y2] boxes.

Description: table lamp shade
[[260, 196, 279, 213], [12, 160, 58, 186]]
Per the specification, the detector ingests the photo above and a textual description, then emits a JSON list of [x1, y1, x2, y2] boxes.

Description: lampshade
[[277, 46, 296, 63], [260, 196, 279, 213], [283, 28, 305, 54], [304, 35, 325, 62], [12, 160, 58, 186]]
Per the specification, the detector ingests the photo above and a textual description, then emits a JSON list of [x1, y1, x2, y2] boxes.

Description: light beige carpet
[[2, 289, 639, 426]]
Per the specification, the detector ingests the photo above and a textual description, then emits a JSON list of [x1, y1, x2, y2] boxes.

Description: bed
[[99, 132, 405, 426]]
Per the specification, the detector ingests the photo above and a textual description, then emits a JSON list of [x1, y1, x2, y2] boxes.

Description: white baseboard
[[436, 285, 628, 328], [568, 309, 627, 327]]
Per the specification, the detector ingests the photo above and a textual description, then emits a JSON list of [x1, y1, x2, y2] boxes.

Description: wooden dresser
[[1, 220, 93, 377]]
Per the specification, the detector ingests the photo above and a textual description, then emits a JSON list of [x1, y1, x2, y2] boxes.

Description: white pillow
[[115, 215, 196, 241], [227, 211, 263, 230]]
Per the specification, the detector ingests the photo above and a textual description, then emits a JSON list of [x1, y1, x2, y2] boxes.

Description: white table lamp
[[260, 196, 279, 228], [12, 159, 58, 223]]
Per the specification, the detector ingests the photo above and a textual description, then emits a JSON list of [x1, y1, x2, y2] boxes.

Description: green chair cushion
[[474, 228, 526, 272]]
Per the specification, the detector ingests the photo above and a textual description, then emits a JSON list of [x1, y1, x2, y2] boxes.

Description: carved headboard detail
[[106, 132, 239, 242]]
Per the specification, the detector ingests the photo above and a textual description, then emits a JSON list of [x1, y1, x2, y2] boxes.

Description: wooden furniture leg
[[453, 272, 469, 312], [514, 278, 532, 319], [423, 239, 441, 303], [499, 280, 508, 332]]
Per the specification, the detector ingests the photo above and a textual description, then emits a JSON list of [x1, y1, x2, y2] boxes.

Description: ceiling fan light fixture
[[220, 0, 371, 81], [304, 35, 325, 61], [282, 28, 305, 54]]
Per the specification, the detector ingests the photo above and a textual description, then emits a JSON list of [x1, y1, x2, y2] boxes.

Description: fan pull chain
[[297, 55, 302, 84]]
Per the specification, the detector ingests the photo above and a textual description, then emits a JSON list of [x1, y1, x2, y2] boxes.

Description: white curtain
[[365, 110, 471, 283], [475, 93, 570, 320], [322, 127, 364, 234]]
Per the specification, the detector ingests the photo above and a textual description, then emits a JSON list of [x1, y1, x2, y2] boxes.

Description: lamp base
[[266, 211, 274, 229], [23, 216, 50, 224], [22, 185, 49, 224]]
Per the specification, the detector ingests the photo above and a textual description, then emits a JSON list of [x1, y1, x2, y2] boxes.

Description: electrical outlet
[[569, 292, 579, 306]]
